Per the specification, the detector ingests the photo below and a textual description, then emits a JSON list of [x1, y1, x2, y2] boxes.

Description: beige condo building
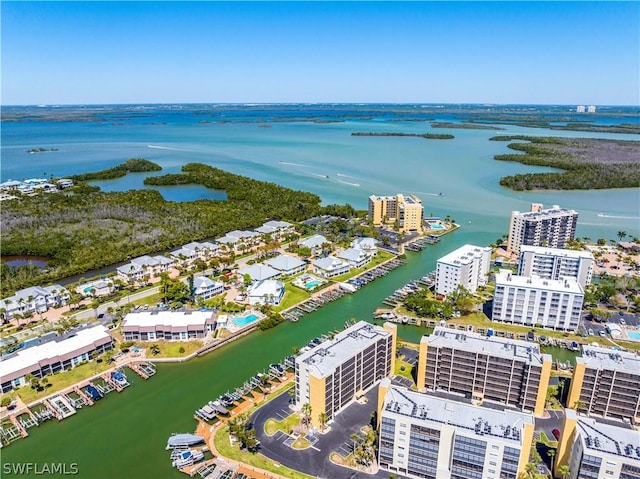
[[417, 327, 552, 416], [368, 193, 423, 233], [294, 321, 397, 428]]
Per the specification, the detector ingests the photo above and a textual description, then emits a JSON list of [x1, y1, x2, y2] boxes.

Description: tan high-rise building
[[417, 327, 552, 416], [368, 194, 423, 233], [567, 345, 640, 423], [294, 321, 397, 427]]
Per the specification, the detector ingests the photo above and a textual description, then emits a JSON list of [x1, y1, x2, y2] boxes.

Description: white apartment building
[[507, 203, 578, 254], [492, 270, 584, 331], [377, 379, 535, 479], [435, 244, 491, 296], [557, 410, 640, 479], [518, 245, 594, 288]]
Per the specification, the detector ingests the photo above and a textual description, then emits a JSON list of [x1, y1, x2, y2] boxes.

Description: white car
[[599, 331, 606, 337]]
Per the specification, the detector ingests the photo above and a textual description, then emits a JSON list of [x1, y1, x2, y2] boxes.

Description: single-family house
[[77, 279, 115, 297], [255, 220, 294, 237], [0, 284, 70, 319], [312, 257, 351, 278], [188, 276, 224, 300], [131, 255, 174, 277], [57, 178, 74, 189], [264, 254, 306, 277], [351, 237, 379, 255], [300, 234, 329, 250], [238, 264, 280, 282], [247, 280, 285, 306], [337, 248, 372, 269], [170, 246, 200, 266]]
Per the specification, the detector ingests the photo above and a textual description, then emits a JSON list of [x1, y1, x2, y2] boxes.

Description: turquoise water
[[429, 223, 445, 230], [1, 106, 638, 240], [304, 279, 323, 289], [626, 331, 640, 340], [231, 313, 260, 327]]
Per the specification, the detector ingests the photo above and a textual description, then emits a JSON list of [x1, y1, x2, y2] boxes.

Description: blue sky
[[2, 1, 639, 105]]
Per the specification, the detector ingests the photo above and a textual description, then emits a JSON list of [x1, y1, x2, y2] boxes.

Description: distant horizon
[[2, 2, 638, 105], [3, 102, 639, 108]]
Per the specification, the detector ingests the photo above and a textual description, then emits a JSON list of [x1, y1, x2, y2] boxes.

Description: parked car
[[552, 429, 560, 439], [599, 331, 606, 337], [588, 329, 594, 336]]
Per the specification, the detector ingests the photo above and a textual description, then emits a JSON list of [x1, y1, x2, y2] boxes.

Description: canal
[[0, 229, 501, 478]]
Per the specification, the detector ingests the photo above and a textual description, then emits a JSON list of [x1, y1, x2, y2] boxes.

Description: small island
[[430, 122, 504, 131], [69, 158, 162, 181], [26, 147, 59, 153], [351, 132, 454, 140], [490, 135, 640, 191]]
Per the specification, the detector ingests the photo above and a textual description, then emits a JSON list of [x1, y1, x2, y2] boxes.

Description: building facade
[[121, 311, 216, 341], [377, 379, 535, 479], [435, 244, 492, 296], [492, 270, 584, 331], [555, 410, 640, 479], [0, 325, 113, 393], [567, 345, 640, 423], [417, 327, 552, 416], [507, 203, 579, 254], [368, 194, 423, 233], [518, 245, 594, 288], [295, 321, 397, 427]]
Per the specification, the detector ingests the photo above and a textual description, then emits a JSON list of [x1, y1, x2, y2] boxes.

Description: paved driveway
[[252, 387, 408, 479]]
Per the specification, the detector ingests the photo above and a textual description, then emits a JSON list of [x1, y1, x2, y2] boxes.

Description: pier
[[48, 396, 76, 419], [101, 373, 124, 392], [9, 415, 29, 438]]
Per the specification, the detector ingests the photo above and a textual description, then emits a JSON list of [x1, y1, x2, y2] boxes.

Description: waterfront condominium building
[[518, 245, 595, 288], [0, 325, 113, 393], [435, 244, 492, 296], [417, 327, 552, 416], [121, 311, 216, 342], [294, 321, 397, 427], [567, 345, 640, 423], [368, 194, 424, 233], [507, 203, 579, 254], [555, 409, 640, 479], [492, 269, 584, 331], [377, 379, 535, 479]]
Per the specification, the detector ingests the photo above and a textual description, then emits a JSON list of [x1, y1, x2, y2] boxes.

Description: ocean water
[[2, 104, 638, 240]]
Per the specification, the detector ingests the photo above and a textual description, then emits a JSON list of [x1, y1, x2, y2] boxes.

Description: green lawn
[[264, 412, 301, 435], [331, 250, 396, 283], [214, 423, 313, 479], [394, 357, 415, 382], [275, 284, 311, 312], [142, 340, 202, 358], [14, 358, 113, 405]]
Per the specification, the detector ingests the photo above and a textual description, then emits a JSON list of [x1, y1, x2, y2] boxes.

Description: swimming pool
[[429, 223, 445, 230], [231, 314, 260, 328], [626, 331, 640, 340], [304, 280, 323, 290]]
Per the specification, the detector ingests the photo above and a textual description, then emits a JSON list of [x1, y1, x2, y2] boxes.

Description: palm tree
[[525, 462, 536, 478], [350, 432, 361, 452], [318, 412, 328, 432], [557, 464, 571, 479], [4, 299, 12, 320], [547, 448, 556, 468], [301, 403, 312, 428], [573, 400, 585, 412], [617, 231, 627, 242], [149, 344, 161, 356]]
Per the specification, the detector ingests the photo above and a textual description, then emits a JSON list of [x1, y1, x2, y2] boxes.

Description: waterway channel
[[0, 228, 544, 478]]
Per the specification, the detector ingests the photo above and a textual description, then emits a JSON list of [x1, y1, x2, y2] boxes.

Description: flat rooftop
[[577, 345, 640, 375], [513, 206, 577, 219], [296, 321, 391, 377], [422, 327, 551, 367], [438, 244, 490, 266], [495, 269, 584, 294], [122, 311, 214, 328], [381, 381, 534, 445], [575, 414, 640, 462], [519, 245, 594, 260]]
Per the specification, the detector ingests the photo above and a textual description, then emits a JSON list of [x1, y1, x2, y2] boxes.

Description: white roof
[[264, 254, 306, 272], [313, 256, 350, 271], [300, 234, 328, 249], [171, 247, 199, 258], [216, 235, 239, 244], [495, 269, 584, 294], [122, 311, 214, 328], [263, 220, 292, 229], [0, 325, 112, 380], [351, 237, 378, 249], [255, 225, 277, 234], [0, 180, 23, 188], [239, 264, 280, 281], [227, 230, 258, 239], [247, 280, 284, 298], [337, 248, 368, 262], [520, 245, 594, 260], [577, 344, 640, 375], [132, 255, 160, 267], [438, 244, 491, 266]]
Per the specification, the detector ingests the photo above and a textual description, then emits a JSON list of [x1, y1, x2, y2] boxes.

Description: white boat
[[166, 433, 205, 450], [172, 449, 204, 468]]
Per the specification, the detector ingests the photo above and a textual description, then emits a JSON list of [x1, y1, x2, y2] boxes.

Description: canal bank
[[1, 229, 494, 479]]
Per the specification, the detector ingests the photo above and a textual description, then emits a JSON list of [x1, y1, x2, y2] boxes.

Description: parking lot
[[581, 311, 640, 339]]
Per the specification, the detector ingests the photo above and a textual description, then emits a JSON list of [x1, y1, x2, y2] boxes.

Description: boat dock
[[48, 396, 76, 420], [9, 415, 29, 438], [101, 373, 124, 392], [129, 362, 156, 380]]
